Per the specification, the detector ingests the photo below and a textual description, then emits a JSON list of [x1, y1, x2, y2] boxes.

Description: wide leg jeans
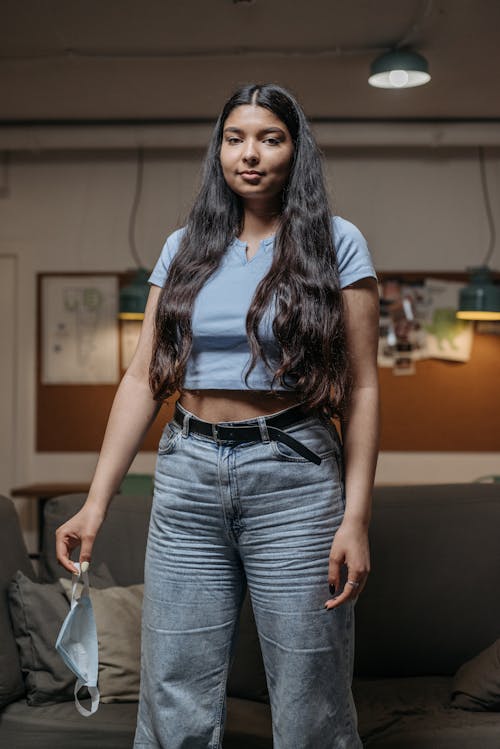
[[133, 402, 363, 749]]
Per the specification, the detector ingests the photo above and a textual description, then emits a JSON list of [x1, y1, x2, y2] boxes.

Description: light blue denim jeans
[[133, 401, 362, 749]]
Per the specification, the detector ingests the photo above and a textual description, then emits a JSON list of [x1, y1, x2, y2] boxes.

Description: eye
[[264, 137, 281, 146], [225, 136, 242, 145]]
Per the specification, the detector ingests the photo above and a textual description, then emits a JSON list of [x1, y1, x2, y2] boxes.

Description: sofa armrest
[[0, 495, 35, 707]]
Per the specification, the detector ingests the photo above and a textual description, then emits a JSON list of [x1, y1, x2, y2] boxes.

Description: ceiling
[[2, 0, 500, 122]]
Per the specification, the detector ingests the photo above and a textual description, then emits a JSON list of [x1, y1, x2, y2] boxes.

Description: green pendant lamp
[[457, 148, 500, 321], [457, 266, 500, 321], [368, 48, 431, 89], [118, 147, 150, 321], [119, 268, 151, 320]]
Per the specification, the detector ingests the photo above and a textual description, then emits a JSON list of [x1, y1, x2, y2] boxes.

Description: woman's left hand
[[324, 518, 370, 610]]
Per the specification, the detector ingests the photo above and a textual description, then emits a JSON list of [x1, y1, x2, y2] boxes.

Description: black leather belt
[[173, 402, 322, 465]]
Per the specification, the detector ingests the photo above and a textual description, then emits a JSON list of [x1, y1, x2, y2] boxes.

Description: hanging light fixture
[[457, 147, 500, 321], [368, 48, 431, 89], [118, 147, 151, 320], [457, 267, 500, 321], [119, 268, 151, 320]]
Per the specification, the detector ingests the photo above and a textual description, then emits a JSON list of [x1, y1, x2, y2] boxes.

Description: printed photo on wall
[[377, 278, 473, 374]]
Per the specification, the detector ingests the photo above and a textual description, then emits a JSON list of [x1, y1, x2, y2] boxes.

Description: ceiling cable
[[396, 0, 435, 49], [127, 147, 145, 269], [478, 146, 496, 267]]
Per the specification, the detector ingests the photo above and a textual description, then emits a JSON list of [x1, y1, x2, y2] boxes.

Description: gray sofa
[[1, 483, 500, 748]]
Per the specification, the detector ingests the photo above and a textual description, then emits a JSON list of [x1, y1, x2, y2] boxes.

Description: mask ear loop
[[70, 562, 100, 717], [70, 562, 82, 609], [74, 679, 100, 717], [71, 562, 91, 601]]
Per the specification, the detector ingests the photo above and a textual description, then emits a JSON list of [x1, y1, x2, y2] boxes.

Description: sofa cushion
[[451, 638, 500, 711], [355, 483, 500, 677], [40, 493, 152, 586], [0, 696, 272, 749], [227, 592, 269, 703], [0, 699, 139, 749], [223, 697, 272, 748], [7, 563, 116, 706], [354, 676, 500, 748], [59, 577, 144, 703], [0, 496, 36, 708]]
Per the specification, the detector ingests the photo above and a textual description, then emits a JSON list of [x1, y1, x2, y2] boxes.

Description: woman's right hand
[[55, 503, 107, 575]]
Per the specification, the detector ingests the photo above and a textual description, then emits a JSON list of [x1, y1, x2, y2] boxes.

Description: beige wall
[[1, 138, 499, 549]]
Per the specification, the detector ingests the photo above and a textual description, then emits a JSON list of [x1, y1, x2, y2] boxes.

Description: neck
[[239, 201, 282, 239]]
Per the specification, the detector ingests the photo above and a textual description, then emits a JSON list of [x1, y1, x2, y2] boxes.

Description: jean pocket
[[269, 420, 337, 463], [158, 422, 181, 455]]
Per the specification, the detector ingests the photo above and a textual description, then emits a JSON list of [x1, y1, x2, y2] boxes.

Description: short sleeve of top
[[148, 228, 186, 287], [332, 216, 378, 288]]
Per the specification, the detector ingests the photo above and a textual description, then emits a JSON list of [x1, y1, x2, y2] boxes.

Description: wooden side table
[[10, 483, 91, 559]]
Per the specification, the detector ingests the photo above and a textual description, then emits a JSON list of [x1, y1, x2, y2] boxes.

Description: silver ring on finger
[[347, 580, 361, 588]]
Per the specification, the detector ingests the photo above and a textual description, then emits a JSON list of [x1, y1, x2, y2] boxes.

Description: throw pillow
[[7, 562, 115, 706], [451, 638, 500, 711], [59, 577, 143, 703]]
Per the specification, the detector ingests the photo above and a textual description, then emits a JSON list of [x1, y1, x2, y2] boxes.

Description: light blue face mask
[[55, 561, 100, 716]]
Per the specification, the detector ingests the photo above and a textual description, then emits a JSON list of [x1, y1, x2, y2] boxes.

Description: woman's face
[[220, 104, 294, 205]]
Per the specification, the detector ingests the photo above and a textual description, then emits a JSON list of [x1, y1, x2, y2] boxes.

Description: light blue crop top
[[148, 216, 377, 391]]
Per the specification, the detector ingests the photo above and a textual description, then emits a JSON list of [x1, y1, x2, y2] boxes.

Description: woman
[[56, 83, 379, 749]]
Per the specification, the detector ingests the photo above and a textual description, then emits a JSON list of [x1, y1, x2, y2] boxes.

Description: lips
[[239, 170, 264, 184]]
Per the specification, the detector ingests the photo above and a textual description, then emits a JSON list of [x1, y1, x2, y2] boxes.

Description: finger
[[346, 569, 369, 598], [55, 528, 79, 574], [345, 579, 364, 598], [79, 535, 94, 568], [324, 579, 362, 610], [55, 543, 79, 574], [328, 556, 342, 594]]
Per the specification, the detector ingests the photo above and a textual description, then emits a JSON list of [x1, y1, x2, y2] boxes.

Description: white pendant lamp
[[369, 48, 431, 89]]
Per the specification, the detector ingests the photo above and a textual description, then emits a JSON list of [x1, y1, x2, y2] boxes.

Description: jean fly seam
[[228, 450, 243, 538], [216, 446, 241, 545]]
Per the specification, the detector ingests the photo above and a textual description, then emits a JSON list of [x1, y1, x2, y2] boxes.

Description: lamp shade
[[119, 268, 151, 320], [369, 49, 431, 89], [457, 266, 500, 321]]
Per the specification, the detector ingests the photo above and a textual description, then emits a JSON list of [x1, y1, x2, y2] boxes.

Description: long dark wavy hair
[[149, 83, 351, 419]]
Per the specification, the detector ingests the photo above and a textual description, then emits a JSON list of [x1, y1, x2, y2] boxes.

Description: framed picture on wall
[[40, 274, 119, 385]]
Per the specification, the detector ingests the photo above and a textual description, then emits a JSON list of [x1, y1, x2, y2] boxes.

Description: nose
[[242, 138, 259, 165]]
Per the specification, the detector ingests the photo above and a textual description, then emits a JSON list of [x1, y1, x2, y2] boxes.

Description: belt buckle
[[211, 422, 221, 444]]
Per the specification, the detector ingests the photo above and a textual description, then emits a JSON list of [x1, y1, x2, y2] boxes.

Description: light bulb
[[388, 70, 410, 88]]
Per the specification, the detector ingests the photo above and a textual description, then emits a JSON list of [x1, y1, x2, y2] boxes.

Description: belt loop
[[257, 416, 270, 443], [181, 412, 191, 438]]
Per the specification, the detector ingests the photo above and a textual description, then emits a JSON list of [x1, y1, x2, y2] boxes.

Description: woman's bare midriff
[[177, 389, 304, 423]]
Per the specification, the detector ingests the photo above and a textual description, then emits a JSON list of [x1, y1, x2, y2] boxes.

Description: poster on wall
[[41, 275, 119, 384], [421, 278, 473, 362]]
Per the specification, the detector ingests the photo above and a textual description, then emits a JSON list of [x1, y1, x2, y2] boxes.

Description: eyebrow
[[223, 126, 286, 136]]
